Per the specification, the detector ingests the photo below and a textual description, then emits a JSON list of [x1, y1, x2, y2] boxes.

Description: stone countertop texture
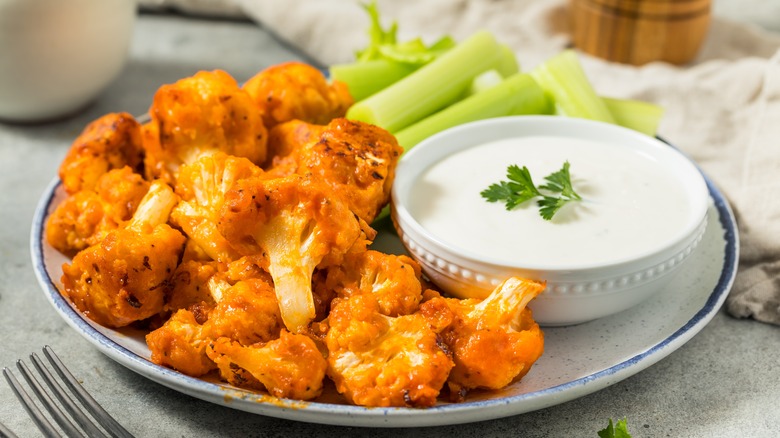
[[1, 7, 779, 438]]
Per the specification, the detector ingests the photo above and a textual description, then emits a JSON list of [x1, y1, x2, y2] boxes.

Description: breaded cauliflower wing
[[146, 309, 216, 376], [322, 250, 423, 317], [207, 332, 328, 401], [170, 152, 263, 262], [218, 174, 372, 333], [243, 62, 353, 129], [325, 293, 454, 407], [266, 118, 403, 224], [59, 112, 145, 195], [148, 276, 283, 376], [61, 180, 186, 327], [165, 260, 219, 313], [46, 167, 150, 256], [421, 277, 545, 398], [143, 70, 268, 182], [264, 119, 325, 174], [206, 278, 283, 346], [223, 254, 273, 285]]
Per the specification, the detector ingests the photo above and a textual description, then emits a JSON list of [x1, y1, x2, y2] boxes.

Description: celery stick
[[469, 70, 504, 95], [394, 73, 552, 150], [377, 36, 455, 65], [602, 97, 664, 137], [428, 35, 457, 52], [346, 31, 513, 133], [532, 50, 615, 123], [496, 44, 520, 77], [330, 60, 417, 101]]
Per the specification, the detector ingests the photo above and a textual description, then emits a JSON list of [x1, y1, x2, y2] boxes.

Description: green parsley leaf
[[539, 161, 581, 200], [481, 161, 582, 220], [480, 165, 541, 210], [597, 418, 633, 438], [538, 195, 568, 220]]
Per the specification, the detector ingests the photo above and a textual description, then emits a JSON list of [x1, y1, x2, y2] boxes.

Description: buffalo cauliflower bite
[[218, 174, 373, 333], [205, 278, 283, 346], [170, 152, 263, 262], [325, 293, 454, 407], [47, 167, 150, 256], [164, 260, 219, 313], [148, 277, 283, 376], [322, 250, 423, 317], [420, 277, 545, 399], [146, 309, 216, 377], [265, 118, 403, 224], [61, 180, 185, 327], [264, 119, 325, 174], [142, 70, 268, 183], [207, 332, 328, 401], [59, 112, 145, 195], [242, 62, 353, 129]]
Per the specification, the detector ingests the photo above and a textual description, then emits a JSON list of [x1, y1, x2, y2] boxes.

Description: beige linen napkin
[[144, 0, 780, 325]]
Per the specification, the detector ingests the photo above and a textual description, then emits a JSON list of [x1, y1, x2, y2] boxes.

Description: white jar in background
[[0, 0, 137, 122]]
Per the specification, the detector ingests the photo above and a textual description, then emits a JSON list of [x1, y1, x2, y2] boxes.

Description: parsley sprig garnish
[[597, 418, 633, 438], [481, 161, 582, 220]]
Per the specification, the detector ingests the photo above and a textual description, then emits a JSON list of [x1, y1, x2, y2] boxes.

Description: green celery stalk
[[468, 69, 504, 95], [377, 36, 455, 65], [346, 31, 515, 133], [394, 73, 552, 150], [602, 96, 664, 137], [532, 50, 615, 123], [330, 60, 417, 102], [496, 44, 520, 77]]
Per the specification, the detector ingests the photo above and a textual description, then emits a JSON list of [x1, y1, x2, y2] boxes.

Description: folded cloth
[[146, 0, 780, 326]]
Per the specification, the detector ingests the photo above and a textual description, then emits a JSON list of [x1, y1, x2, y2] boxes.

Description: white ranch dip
[[407, 136, 693, 267]]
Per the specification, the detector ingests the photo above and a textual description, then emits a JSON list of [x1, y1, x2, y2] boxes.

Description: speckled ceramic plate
[[31, 157, 738, 427]]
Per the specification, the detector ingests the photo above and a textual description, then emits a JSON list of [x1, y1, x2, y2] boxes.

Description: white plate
[[31, 153, 738, 428]]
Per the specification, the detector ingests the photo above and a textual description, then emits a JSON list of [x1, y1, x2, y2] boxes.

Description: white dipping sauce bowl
[[0, 0, 137, 122], [391, 116, 710, 326]]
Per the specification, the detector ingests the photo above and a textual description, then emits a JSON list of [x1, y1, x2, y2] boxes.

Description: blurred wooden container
[[569, 0, 712, 65]]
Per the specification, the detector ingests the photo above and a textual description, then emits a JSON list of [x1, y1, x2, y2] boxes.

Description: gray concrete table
[[1, 12, 779, 438]]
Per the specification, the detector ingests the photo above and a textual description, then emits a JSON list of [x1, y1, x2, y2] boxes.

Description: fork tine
[[30, 353, 108, 438], [0, 420, 19, 438], [43, 346, 135, 438], [16, 360, 83, 438], [2, 367, 61, 438]]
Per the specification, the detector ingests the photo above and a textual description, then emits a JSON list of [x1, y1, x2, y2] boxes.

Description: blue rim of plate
[[30, 143, 738, 428]]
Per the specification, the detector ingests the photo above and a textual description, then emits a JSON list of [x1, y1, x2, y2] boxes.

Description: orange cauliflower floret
[[218, 174, 373, 333], [207, 332, 328, 401], [322, 250, 423, 317], [243, 61, 352, 129], [59, 112, 145, 195], [325, 293, 454, 407], [61, 180, 185, 327], [164, 260, 220, 313], [170, 152, 263, 262], [147, 277, 283, 376], [420, 277, 545, 399], [143, 70, 268, 182], [264, 119, 325, 173], [46, 167, 149, 256], [205, 278, 283, 346], [146, 309, 216, 377], [265, 118, 402, 224]]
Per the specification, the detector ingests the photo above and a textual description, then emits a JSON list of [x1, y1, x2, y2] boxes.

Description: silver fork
[[3, 346, 134, 438]]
